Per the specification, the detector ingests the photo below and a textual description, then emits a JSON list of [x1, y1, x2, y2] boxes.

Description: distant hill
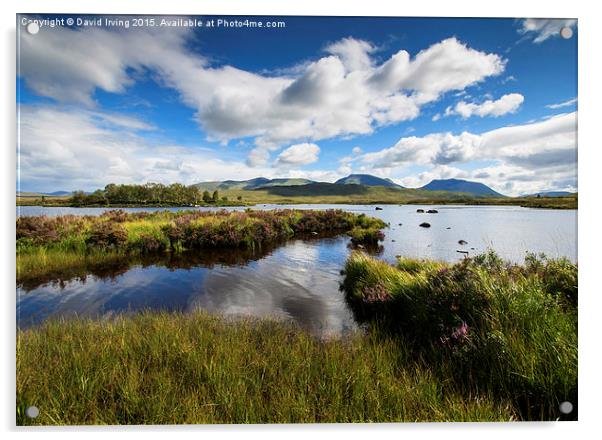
[[17, 190, 74, 197], [525, 191, 575, 198], [193, 177, 316, 191], [335, 174, 402, 188], [43, 191, 73, 196], [420, 179, 504, 197]]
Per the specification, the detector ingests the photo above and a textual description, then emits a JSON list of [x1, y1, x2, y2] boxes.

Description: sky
[[17, 15, 577, 196]]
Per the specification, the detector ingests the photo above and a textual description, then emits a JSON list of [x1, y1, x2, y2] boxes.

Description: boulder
[[416, 209, 425, 213], [419, 222, 431, 228], [375, 207, 383, 210], [427, 209, 439, 213], [458, 240, 468, 245]]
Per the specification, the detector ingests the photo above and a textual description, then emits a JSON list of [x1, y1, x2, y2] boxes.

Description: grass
[[342, 251, 578, 420], [17, 209, 386, 284], [17, 311, 515, 425]]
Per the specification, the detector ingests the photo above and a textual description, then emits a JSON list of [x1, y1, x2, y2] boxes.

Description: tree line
[[70, 183, 239, 206]]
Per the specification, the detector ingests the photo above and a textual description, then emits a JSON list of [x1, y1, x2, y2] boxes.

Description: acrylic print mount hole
[[26, 22, 39, 35], [25, 406, 39, 419], [560, 26, 573, 39]]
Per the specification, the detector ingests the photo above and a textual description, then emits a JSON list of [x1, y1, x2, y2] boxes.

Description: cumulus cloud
[[324, 37, 375, 72], [20, 26, 506, 166], [18, 105, 342, 191], [444, 93, 524, 119], [274, 143, 320, 167], [519, 18, 577, 43], [357, 112, 577, 195]]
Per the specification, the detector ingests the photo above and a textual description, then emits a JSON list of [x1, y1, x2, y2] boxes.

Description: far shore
[[17, 196, 578, 210]]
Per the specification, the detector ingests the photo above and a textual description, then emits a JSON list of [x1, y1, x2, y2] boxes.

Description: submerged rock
[[427, 209, 439, 213], [375, 207, 383, 210], [416, 209, 425, 213], [458, 240, 468, 245], [456, 250, 469, 254], [419, 222, 431, 228]]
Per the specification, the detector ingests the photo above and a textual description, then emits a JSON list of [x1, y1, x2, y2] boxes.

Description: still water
[[17, 204, 577, 334]]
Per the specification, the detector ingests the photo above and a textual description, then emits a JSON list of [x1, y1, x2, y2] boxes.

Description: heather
[[342, 250, 578, 420], [17, 209, 386, 283]]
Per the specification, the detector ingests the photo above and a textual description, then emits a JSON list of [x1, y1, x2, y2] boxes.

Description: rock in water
[[427, 209, 438, 213], [416, 209, 425, 213], [419, 222, 431, 228], [375, 206, 383, 210], [458, 239, 468, 245]]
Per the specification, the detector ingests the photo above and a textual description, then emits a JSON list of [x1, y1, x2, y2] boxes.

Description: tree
[[212, 190, 219, 202], [71, 190, 87, 206], [202, 190, 211, 202], [237, 195, 242, 201]]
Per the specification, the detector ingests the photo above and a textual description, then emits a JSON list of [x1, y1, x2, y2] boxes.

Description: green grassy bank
[[342, 251, 578, 420], [17, 311, 515, 425], [17, 209, 385, 284]]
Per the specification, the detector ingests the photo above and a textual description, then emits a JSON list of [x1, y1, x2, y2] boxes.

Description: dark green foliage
[[70, 183, 204, 206]]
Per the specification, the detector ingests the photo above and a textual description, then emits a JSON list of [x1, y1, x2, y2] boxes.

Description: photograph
[[15, 14, 577, 425]]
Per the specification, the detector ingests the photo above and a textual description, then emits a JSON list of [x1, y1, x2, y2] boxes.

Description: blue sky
[[17, 15, 577, 195]]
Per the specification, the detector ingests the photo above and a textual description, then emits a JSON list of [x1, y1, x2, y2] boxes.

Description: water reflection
[[17, 236, 358, 336]]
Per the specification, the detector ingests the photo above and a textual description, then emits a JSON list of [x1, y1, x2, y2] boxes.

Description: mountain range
[[525, 191, 575, 198], [334, 174, 402, 188], [420, 178, 504, 197], [194, 175, 505, 197]]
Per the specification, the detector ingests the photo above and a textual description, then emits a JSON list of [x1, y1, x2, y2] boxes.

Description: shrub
[[85, 222, 128, 250], [348, 227, 385, 245]]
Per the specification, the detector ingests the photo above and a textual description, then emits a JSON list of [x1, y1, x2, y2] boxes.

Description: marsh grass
[[342, 251, 578, 420], [17, 209, 386, 283], [17, 311, 515, 425]]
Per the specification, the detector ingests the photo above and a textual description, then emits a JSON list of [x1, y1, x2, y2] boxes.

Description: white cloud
[[546, 97, 577, 109], [519, 19, 577, 43], [18, 105, 345, 191], [20, 27, 506, 166], [352, 146, 363, 155], [357, 112, 577, 195], [274, 143, 320, 167], [444, 93, 524, 119], [325, 37, 375, 72]]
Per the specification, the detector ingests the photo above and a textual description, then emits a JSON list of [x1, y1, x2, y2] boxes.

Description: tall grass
[[342, 251, 578, 420], [17, 209, 386, 283], [17, 311, 514, 425]]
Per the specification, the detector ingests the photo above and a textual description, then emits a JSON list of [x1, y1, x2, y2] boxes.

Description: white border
[[2, 1, 600, 439]]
